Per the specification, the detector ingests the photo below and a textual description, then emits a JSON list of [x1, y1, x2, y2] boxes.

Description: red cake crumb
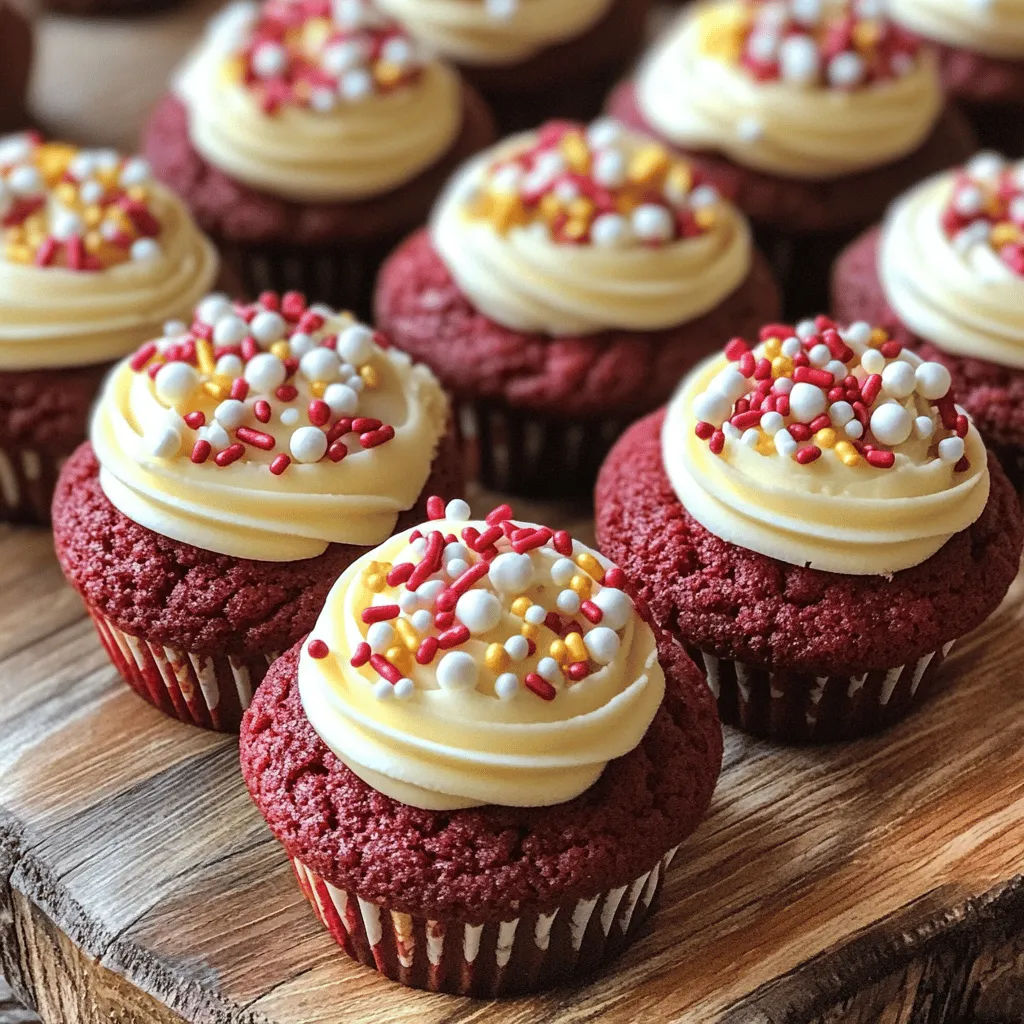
[[239, 632, 722, 921]]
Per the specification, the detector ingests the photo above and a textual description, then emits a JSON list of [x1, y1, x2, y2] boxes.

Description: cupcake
[[0, 133, 219, 524], [143, 0, 495, 318], [889, 0, 1024, 154], [240, 500, 722, 995], [0, 3, 31, 132], [833, 153, 1024, 488], [375, 120, 781, 497], [606, 0, 977, 313], [52, 291, 460, 733], [373, 0, 651, 133], [595, 317, 1023, 743]]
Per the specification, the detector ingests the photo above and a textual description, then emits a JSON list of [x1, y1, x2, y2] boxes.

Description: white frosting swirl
[[890, 0, 1024, 59], [635, 3, 943, 180]]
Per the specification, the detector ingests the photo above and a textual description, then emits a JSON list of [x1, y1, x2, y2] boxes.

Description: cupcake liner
[[458, 399, 632, 498], [0, 447, 67, 525], [689, 640, 958, 743], [291, 844, 679, 996], [88, 609, 276, 733]]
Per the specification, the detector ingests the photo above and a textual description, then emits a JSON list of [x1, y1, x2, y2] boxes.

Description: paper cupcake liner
[[291, 844, 679, 996], [458, 399, 632, 498], [0, 447, 68, 525], [688, 640, 957, 744], [88, 609, 276, 733]]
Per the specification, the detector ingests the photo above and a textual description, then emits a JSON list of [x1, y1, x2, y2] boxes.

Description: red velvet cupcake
[[833, 153, 1024, 487], [373, 0, 651, 134], [0, 3, 31, 131], [144, 0, 495, 318], [376, 120, 780, 497], [0, 133, 219, 524], [53, 291, 460, 733], [606, 0, 976, 313], [595, 318, 1023, 743], [240, 501, 722, 995], [888, 0, 1024, 154]]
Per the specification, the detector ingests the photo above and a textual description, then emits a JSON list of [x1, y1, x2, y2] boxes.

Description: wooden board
[[1, 500, 1024, 1024]]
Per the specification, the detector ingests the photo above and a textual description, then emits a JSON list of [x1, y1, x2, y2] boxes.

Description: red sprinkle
[[236, 426, 276, 451], [759, 324, 793, 341], [566, 662, 590, 682], [308, 399, 331, 427], [469, 525, 503, 552], [695, 421, 714, 440], [861, 374, 883, 406], [866, 449, 896, 469], [307, 639, 329, 659], [436, 562, 490, 612], [362, 604, 400, 624], [275, 385, 298, 402], [486, 504, 513, 525], [407, 530, 444, 591], [581, 600, 603, 624], [130, 342, 158, 372], [184, 410, 206, 430], [281, 291, 306, 320], [738, 351, 756, 377], [190, 440, 212, 464], [350, 642, 371, 668], [709, 430, 725, 455], [603, 567, 626, 589], [360, 425, 395, 449], [511, 526, 554, 554], [955, 456, 971, 473], [437, 625, 471, 649], [434, 611, 454, 630], [731, 410, 762, 430], [258, 291, 280, 311], [327, 418, 353, 444], [352, 417, 382, 433], [809, 414, 831, 433], [880, 341, 902, 358], [416, 637, 439, 665], [387, 562, 415, 586], [525, 673, 557, 701], [956, 414, 969, 439], [230, 378, 249, 401], [796, 445, 821, 465], [215, 443, 245, 467], [269, 454, 291, 475], [553, 530, 573, 556], [253, 399, 272, 424], [788, 423, 812, 442], [426, 496, 446, 520], [369, 654, 402, 684], [724, 337, 750, 360], [793, 366, 834, 388]]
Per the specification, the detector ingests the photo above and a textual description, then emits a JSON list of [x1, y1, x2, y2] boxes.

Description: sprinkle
[[426, 496, 446, 519], [369, 654, 402, 684], [486, 503, 513, 525], [565, 631, 588, 663], [307, 639, 329, 659], [566, 662, 590, 682], [581, 600, 603, 624], [190, 440, 211, 464], [214, 442, 245, 467], [130, 342, 158, 372], [351, 642, 371, 667], [416, 637, 439, 665], [437, 624, 471, 649], [269, 454, 291, 475], [184, 410, 206, 430], [308, 399, 331, 426], [407, 530, 445, 591], [236, 426, 276, 451], [387, 562, 416, 586], [362, 604, 400, 624], [866, 449, 896, 469], [524, 673, 557, 701]]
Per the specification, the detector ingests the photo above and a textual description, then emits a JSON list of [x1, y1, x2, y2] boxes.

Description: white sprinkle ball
[[585, 627, 621, 665], [215, 354, 244, 378], [163, 320, 188, 339], [592, 148, 627, 188], [591, 588, 632, 630], [808, 343, 831, 367], [693, 390, 733, 427], [914, 415, 934, 440], [845, 323, 872, 348], [761, 411, 785, 435], [789, 381, 827, 422], [410, 609, 433, 633], [860, 348, 885, 375], [197, 294, 233, 325], [495, 673, 520, 700], [323, 383, 359, 416], [489, 552, 535, 592], [394, 678, 415, 700], [881, 360, 916, 399], [436, 651, 478, 691], [775, 428, 798, 456], [340, 68, 373, 101], [338, 324, 375, 365], [299, 347, 340, 383], [214, 399, 247, 430], [590, 213, 633, 248], [774, 376, 795, 394], [456, 590, 502, 635], [938, 436, 965, 463], [551, 558, 576, 586], [537, 657, 562, 684], [373, 680, 394, 701], [779, 33, 820, 84], [280, 408, 300, 426], [828, 51, 865, 87], [446, 559, 470, 579], [154, 362, 199, 406], [845, 419, 864, 439], [915, 362, 952, 400], [202, 422, 230, 449], [443, 542, 470, 564], [367, 622, 395, 654], [869, 403, 913, 446], [631, 204, 674, 243], [796, 319, 817, 339], [504, 635, 530, 661], [289, 333, 316, 358], [252, 41, 287, 77], [131, 239, 161, 262], [445, 498, 471, 521], [213, 314, 248, 346], [524, 604, 547, 625], [147, 424, 182, 459], [290, 426, 328, 463], [781, 336, 802, 358], [410, 536, 427, 557], [829, 401, 855, 426], [244, 353, 287, 392], [250, 310, 287, 345], [557, 589, 582, 614]]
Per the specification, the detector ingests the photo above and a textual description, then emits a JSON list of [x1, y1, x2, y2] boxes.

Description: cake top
[[91, 290, 449, 561], [298, 499, 666, 809], [888, 0, 1024, 60], [662, 316, 990, 574]]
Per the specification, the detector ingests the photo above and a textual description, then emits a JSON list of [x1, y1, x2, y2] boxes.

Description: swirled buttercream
[[431, 120, 752, 334], [174, 0, 462, 202], [375, 0, 613, 65], [92, 291, 449, 561], [0, 133, 218, 370], [635, 0, 942, 180], [299, 505, 665, 809], [879, 153, 1024, 369], [662, 319, 989, 574], [890, 0, 1024, 59]]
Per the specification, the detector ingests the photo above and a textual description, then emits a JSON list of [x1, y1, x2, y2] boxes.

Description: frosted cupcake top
[[880, 152, 1024, 369], [91, 290, 449, 561], [430, 120, 753, 335], [635, 0, 942, 180], [298, 499, 665, 809], [889, 0, 1024, 59], [374, 0, 614, 66], [174, 0, 462, 201], [0, 133, 218, 370], [662, 316, 989, 574]]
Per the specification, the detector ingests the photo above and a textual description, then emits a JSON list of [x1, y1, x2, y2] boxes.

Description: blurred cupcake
[[889, 0, 1024, 154], [144, 0, 495, 317], [241, 501, 722, 995], [0, 3, 31, 132], [376, 120, 780, 497], [52, 290, 460, 733], [596, 317, 1023, 743], [607, 0, 977, 312], [374, 0, 651, 133], [0, 133, 219, 524], [833, 152, 1024, 487]]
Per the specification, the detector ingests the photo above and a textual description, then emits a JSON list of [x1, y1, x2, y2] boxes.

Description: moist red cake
[[833, 227, 1024, 488], [0, 3, 31, 132]]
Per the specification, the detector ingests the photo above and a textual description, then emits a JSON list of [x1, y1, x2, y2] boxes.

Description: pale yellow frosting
[[299, 515, 665, 809], [635, 2, 943, 180], [431, 129, 753, 335], [890, 0, 1024, 59], [174, 2, 462, 202], [662, 331, 990, 575], [92, 297, 449, 561], [375, 0, 613, 66], [880, 167, 1024, 370]]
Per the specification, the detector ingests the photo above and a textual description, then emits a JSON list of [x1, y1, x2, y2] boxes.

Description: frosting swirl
[[0, 134, 218, 371], [662, 318, 989, 575], [889, 0, 1024, 59], [92, 291, 449, 561], [635, 0, 942, 180], [299, 502, 665, 809], [174, 0, 462, 202], [374, 0, 613, 66], [431, 121, 753, 335], [880, 154, 1024, 369]]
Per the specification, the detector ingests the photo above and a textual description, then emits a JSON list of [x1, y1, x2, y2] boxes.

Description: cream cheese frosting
[[374, 0, 613, 66], [173, 0, 462, 202], [299, 503, 665, 809], [431, 120, 752, 335], [635, 0, 942, 180], [92, 291, 449, 561], [889, 0, 1024, 59], [662, 318, 989, 575], [0, 134, 218, 371], [879, 153, 1024, 369]]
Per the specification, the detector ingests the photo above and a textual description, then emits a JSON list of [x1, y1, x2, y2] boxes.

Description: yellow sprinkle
[[374, 61, 404, 88], [756, 433, 776, 457], [539, 193, 563, 224], [489, 193, 527, 234], [386, 646, 411, 673], [521, 622, 539, 641], [83, 205, 103, 228], [360, 364, 379, 390], [614, 191, 642, 216], [366, 573, 387, 593], [549, 639, 568, 664], [126, 185, 150, 204], [5, 244, 31, 264], [666, 163, 692, 199], [54, 182, 78, 206], [563, 218, 589, 241], [511, 596, 532, 618], [395, 618, 419, 653], [771, 356, 794, 379], [310, 380, 327, 399], [851, 19, 881, 50], [815, 428, 837, 449], [763, 337, 782, 359], [569, 574, 593, 599], [270, 340, 290, 360], [991, 221, 1021, 248], [568, 197, 595, 222], [203, 380, 229, 401], [565, 632, 587, 663], [628, 145, 671, 186], [84, 231, 103, 254], [834, 440, 861, 467], [559, 131, 591, 175], [195, 339, 215, 375], [575, 552, 603, 579], [869, 328, 888, 348], [485, 643, 508, 673], [694, 208, 718, 230]]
